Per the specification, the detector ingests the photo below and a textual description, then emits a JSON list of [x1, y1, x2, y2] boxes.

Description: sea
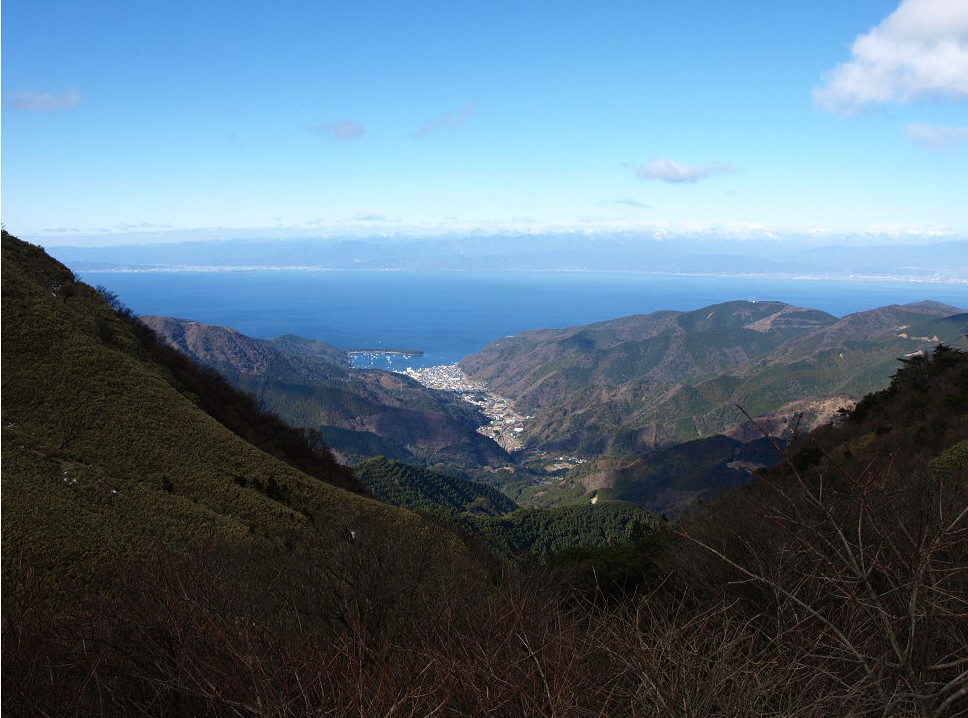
[[81, 270, 968, 370]]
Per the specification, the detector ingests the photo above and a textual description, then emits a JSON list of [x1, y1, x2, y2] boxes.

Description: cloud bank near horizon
[[19, 218, 966, 249]]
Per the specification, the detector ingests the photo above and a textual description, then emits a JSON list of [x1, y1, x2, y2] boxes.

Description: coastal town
[[397, 364, 530, 452]]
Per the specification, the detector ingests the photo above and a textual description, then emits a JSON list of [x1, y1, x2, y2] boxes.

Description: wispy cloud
[[39, 226, 84, 234], [4, 89, 81, 111], [904, 123, 968, 149], [412, 101, 476, 138], [353, 212, 395, 222], [636, 158, 732, 184], [116, 222, 174, 231], [613, 198, 652, 209], [312, 120, 365, 141], [813, 0, 968, 115]]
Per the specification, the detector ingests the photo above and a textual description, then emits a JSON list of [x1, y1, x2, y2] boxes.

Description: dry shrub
[[5, 452, 965, 716], [673, 406, 968, 717]]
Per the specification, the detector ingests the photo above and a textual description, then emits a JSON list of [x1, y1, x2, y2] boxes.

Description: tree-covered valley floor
[[3, 230, 966, 716]]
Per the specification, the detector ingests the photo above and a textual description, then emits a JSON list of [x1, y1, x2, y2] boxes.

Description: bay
[[83, 270, 968, 369]]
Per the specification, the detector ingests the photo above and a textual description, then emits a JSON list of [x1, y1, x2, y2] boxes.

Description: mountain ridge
[[140, 315, 511, 471], [460, 299, 965, 455]]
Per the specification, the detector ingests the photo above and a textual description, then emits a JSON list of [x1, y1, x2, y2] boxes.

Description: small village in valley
[[397, 364, 530, 452]]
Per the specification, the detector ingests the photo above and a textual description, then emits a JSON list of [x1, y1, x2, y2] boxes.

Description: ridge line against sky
[[2, 0, 966, 247]]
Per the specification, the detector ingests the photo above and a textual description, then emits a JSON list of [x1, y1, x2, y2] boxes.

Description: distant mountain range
[[47, 233, 968, 282]]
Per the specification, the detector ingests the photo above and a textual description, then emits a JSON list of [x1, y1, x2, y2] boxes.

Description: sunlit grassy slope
[[1, 231, 466, 596]]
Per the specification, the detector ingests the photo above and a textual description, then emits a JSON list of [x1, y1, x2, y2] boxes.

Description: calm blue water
[[82, 270, 967, 369]]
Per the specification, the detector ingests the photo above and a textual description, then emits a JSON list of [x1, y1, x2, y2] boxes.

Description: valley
[[6, 0, 968, 712], [136, 284, 966, 515], [4, 230, 967, 717], [140, 291, 966, 515]]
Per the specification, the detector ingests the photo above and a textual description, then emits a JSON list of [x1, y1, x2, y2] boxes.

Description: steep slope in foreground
[[461, 299, 965, 454], [0, 232, 471, 598], [667, 346, 968, 716]]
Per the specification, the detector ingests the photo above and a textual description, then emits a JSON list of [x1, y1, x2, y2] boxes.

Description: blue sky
[[3, 0, 966, 245]]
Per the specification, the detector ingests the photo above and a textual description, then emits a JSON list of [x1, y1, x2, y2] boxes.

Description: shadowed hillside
[[578, 434, 784, 514], [142, 315, 510, 471], [664, 345, 968, 716]]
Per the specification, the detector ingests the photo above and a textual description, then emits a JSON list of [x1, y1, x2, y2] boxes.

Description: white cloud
[[313, 120, 365, 141], [4, 90, 81, 111], [613, 198, 652, 209], [904, 122, 968, 147], [353, 212, 394, 222], [636, 158, 732, 184], [412, 101, 476, 138], [814, 0, 968, 114]]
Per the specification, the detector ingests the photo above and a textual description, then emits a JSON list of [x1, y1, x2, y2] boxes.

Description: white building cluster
[[398, 364, 529, 451]]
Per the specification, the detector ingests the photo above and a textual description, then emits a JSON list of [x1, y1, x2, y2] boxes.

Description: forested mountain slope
[[355, 456, 518, 515], [1, 231, 471, 598], [354, 456, 659, 561], [461, 299, 965, 454], [142, 315, 509, 470]]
